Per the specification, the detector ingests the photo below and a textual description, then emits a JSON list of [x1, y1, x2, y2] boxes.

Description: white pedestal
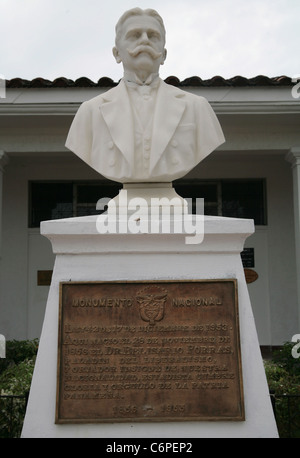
[[22, 215, 278, 438]]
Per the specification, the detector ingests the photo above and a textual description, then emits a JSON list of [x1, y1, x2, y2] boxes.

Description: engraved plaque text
[[56, 280, 244, 423]]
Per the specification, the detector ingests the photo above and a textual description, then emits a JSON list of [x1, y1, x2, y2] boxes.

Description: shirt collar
[[123, 72, 160, 87]]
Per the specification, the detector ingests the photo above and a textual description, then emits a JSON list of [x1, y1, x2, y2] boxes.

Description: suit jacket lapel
[[99, 79, 186, 178], [99, 80, 134, 168], [150, 80, 186, 173]]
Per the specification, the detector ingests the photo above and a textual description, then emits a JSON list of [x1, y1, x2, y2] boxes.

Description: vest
[[126, 82, 158, 181]]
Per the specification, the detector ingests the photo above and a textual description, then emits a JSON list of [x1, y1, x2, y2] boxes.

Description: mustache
[[127, 45, 162, 59]]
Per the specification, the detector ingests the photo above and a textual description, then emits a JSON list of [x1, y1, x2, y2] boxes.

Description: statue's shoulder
[[161, 79, 208, 104], [81, 83, 121, 108]]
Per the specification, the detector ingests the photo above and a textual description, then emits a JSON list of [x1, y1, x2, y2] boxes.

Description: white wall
[[0, 155, 100, 340], [188, 151, 298, 345]]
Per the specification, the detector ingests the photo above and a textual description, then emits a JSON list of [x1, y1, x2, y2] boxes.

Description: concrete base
[[22, 214, 278, 438]]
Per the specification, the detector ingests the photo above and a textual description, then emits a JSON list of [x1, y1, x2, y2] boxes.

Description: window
[[221, 180, 266, 224], [29, 182, 73, 227], [174, 179, 266, 225], [174, 181, 221, 216], [29, 179, 266, 228], [75, 183, 120, 217], [29, 181, 120, 228]]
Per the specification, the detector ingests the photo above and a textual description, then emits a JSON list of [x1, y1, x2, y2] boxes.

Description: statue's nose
[[139, 31, 150, 44]]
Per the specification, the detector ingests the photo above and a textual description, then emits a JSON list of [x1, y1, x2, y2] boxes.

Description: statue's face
[[113, 14, 167, 76]]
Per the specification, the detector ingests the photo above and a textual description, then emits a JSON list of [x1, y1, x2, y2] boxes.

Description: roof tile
[[6, 75, 293, 88]]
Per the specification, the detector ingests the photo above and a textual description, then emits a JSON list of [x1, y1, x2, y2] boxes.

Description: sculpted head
[[113, 8, 167, 80]]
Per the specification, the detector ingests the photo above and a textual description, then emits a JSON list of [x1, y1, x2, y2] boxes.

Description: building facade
[[1, 75, 300, 352]]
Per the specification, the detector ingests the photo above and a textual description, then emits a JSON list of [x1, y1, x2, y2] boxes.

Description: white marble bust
[[65, 8, 225, 183]]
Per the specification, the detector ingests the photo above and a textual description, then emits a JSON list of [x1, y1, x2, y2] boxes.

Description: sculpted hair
[[115, 8, 166, 44]]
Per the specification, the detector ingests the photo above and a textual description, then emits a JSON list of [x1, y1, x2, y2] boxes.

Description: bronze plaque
[[56, 280, 244, 423], [244, 268, 259, 284]]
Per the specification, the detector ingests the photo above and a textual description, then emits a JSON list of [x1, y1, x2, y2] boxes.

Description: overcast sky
[[1, 0, 299, 82]]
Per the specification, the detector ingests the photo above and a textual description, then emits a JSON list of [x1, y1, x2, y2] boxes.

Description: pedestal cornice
[[41, 215, 254, 255]]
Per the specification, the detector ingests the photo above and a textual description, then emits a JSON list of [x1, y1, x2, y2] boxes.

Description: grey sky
[[1, 0, 299, 82]]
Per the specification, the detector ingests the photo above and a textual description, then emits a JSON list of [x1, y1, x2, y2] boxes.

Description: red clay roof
[[6, 75, 293, 88]]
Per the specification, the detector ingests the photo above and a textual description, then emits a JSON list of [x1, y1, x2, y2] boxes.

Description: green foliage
[[272, 341, 300, 377], [264, 342, 300, 395], [0, 339, 38, 438], [0, 338, 38, 375], [0, 358, 36, 395], [0, 339, 299, 437], [264, 342, 300, 438]]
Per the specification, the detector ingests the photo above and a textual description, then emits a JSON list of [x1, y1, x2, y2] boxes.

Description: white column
[[0, 151, 9, 257], [286, 146, 300, 331]]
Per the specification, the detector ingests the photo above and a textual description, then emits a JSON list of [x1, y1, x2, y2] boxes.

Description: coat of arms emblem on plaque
[[136, 285, 167, 325]]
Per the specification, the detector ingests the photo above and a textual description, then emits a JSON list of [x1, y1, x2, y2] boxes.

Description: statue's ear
[[112, 46, 122, 64], [160, 48, 167, 65]]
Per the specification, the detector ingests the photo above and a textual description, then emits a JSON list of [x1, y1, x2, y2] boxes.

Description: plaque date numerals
[[112, 404, 186, 417], [112, 405, 137, 416], [161, 404, 186, 413]]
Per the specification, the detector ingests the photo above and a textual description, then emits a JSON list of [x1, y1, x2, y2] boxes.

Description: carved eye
[[148, 32, 159, 40], [128, 31, 141, 39], [126, 31, 137, 40]]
